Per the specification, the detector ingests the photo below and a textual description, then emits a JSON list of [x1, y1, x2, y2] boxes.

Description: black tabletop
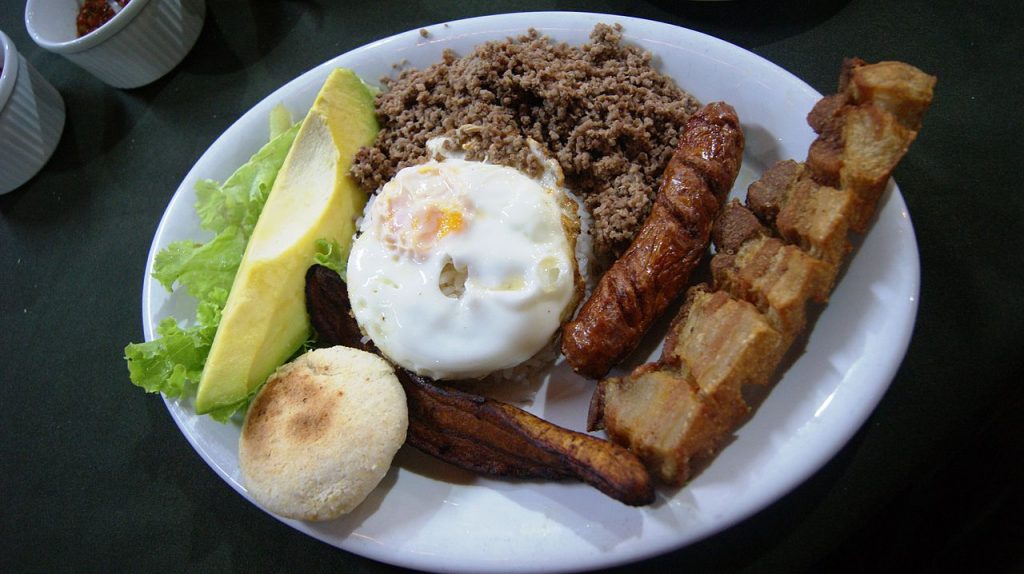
[[2, 1, 1021, 572]]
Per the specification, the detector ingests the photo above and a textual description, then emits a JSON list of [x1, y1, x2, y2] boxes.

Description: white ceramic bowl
[[0, 29, 65, 194], [24, 0, 206, 89]]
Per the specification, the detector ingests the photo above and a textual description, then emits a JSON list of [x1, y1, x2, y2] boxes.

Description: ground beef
[[351, 23, 701, 266]]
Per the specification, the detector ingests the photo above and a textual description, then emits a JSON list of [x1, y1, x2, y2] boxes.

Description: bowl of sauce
[[76, 0, 132, 37], [25, 0, 206, 88]]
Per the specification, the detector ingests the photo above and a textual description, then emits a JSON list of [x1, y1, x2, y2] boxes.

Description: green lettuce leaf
[[195, 122, 300, 237], [151, 226, 246, 302], [125, 117, 301, 420], [269, 104, 293, 141], [124, 317, 212, 398], [313, 237, 347, 277]]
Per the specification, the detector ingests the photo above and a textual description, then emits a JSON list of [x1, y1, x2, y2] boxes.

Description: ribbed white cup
[[25, 0, 206, 89], [0, 30, 66, 194]]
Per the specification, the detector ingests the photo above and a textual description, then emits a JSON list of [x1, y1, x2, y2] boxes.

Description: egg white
[[346, 153, 579, 380]]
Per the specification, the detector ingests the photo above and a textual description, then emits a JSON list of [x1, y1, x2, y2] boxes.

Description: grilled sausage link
[[561, 102, 744, 379]]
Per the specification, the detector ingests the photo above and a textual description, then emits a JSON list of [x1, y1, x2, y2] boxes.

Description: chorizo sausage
[[561, 102, 745, 378]]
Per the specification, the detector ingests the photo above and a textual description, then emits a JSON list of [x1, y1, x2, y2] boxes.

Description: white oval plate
[[143, 12, 919, 573]]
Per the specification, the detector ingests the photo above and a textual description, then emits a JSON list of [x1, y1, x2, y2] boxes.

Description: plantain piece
[[399, 373, 577, 480], [304, 264, 655, 506], [400, 371, 655, 506], [304, 264, 365, 351]]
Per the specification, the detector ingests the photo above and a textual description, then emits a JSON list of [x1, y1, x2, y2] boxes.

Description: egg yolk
[[414, 206, 464, 243], [378, 192, 470, 261]]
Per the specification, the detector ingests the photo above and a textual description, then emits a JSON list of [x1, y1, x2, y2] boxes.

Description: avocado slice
[[195, 69, 379, 415]]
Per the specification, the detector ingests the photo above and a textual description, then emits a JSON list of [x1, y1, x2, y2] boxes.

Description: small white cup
[[1, 29, 66, 194], [25, 0, 206, 89]]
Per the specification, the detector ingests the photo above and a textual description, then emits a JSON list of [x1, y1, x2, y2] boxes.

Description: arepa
[[239, 346, 407, 521]]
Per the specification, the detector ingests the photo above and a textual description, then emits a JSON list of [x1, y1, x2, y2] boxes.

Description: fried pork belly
[[712, 199, 836, 342], [590, 364, 741, 486], [713, 199, 769, 255], [846, 60, 935, 132], [747, 160, 855, 268], [662, 287, 785, 394], [590, 286, 782, 485], [776, 177, 855, 267], [806, 58, 936, 231], [593, 58, 934, 486], [711, 234, 835, 344]]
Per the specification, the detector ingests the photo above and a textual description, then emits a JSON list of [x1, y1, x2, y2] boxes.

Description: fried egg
[[346, 139, 581, 380]]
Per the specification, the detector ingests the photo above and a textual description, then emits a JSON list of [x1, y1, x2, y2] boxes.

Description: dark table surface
[[2, 1, 1021, 572]]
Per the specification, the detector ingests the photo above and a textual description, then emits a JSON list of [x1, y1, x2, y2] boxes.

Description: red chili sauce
[[76, 0, 131, 37]]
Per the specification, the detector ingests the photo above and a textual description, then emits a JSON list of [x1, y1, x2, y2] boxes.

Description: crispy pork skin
[[591, 286, 782, 485], [806, 58, 936, 231], [711, 235, 835, 344]]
